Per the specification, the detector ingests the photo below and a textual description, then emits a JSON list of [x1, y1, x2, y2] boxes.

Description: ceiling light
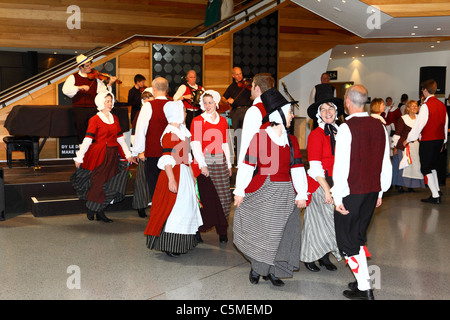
[[333, 7, 342, 12], [355, 46, 359, 49], [437, 27, 441, 30], [413, 26, 418, 29], [343, 51, 347, 54], [431, 45, 435, 48], [411, 33, 416, 35]]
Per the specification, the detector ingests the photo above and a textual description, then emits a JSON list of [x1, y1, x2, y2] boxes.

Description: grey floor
[[1, 182, 449, 301]]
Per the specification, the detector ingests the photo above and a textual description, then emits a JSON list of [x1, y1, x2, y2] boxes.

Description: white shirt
[[173, 84, 201, 101], [237, 96, 264, 167], [331, 112, 392, 207], [407, 95, 448, 144], [131, 96, 168, 157], [62, 71, 110, 98]]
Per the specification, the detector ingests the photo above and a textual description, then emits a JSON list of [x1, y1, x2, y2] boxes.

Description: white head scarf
[[316, 102, 338, 124], [95, 91, 114, 111], [268, 103, 291, 124], [199, 90, 221, 111], [163, 100, 185, 124]]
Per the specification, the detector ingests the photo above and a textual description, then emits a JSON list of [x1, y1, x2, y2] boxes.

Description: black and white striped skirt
[[132, 160, 151, 210], [146, 225, 198, 254], [233, 176, 300, 276], [300, 186, 342, 262], [71, 159, 130, 213]]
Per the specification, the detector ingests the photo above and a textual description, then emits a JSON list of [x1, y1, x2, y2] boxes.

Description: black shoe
[[165, 251, 180, 257], [137, 208, 147, 218], [343, 288, 374, 300], [396, 186, 404, 193], [96, 211, 113, 223], [348, 281, 357, 290], [86, 210, 95, 221], [263, 274, 285, 287], [318, 258, 337, 271], [195, 231, 203, 243], [219, 234, 228, 243], [421, 196, 441, 204], [304, 262, 320, 272], [249, 269, 260, 285], [408, 188, 415, 192]]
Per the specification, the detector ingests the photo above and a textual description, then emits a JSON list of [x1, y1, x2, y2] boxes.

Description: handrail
[[175, 0, 264, 39], [0, 0, 283, 108]]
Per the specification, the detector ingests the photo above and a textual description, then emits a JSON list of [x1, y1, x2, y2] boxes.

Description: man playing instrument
[[222, 67, 253, 132], [174, 69, 204, 130], [63, 54, 117, 144]]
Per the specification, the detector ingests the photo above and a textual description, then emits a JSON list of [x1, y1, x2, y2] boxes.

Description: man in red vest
[[132, 77, 170, 205], [63, 54, 117, 144], [332, 85, 392, 300], [406, 79, 448, 203]]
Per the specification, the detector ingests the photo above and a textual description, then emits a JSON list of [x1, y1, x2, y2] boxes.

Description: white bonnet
[[199, 90, 221, 111], [95, 91, 115, 111], [163, 100, 185, 124]]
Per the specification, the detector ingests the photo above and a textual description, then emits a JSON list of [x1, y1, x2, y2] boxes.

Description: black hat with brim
[[261, 87, 298, 121], [307, 97, 344, 120]]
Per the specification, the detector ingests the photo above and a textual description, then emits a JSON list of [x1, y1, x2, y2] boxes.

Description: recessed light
[[437, 27, 441, 30], [413, 26, 418, 29], [411, 32, 416, 35], [431, 45, 435, 48], [343, 51, 347, 54], [355, 46, 359, 49], [437, 41, 441, 43], [361, 54, 365, 57]]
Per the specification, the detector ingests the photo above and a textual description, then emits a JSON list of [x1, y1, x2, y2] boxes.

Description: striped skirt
[[233, 176, 300, 274], [146, 225, 198, 254], [132, 160, 151, 210], [71, 147, 130, 213], [300, 186, 342, 262], [205, 152, 232, 220]]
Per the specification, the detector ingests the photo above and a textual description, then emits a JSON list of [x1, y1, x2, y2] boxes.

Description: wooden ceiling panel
[[361, 1, 450, 17]]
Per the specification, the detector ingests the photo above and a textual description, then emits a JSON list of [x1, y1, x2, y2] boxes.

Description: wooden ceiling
[[361, 0, 450, 17]]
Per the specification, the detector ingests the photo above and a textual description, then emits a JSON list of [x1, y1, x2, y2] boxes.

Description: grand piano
[[4, 104, 130, 169]]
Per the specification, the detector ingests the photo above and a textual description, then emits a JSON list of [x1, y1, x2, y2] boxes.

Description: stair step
[[31, 194, 134, 217]]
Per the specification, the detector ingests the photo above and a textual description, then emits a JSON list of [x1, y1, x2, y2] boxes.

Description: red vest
[[72, 72, 97, 107], [144, 99, 169, 158], [346, 116, 385, 194], [421, 96, 446, 141], [182, 84, 203, 110]]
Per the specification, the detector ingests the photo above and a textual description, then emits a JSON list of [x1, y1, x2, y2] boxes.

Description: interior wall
[[327, 49, 450, 106]]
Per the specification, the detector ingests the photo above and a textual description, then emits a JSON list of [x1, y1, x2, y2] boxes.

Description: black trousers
[[144, 157, 161, 203], [185, 109, 202, 131], [334, 192, 378, 257], [419, 139, 444, 176]]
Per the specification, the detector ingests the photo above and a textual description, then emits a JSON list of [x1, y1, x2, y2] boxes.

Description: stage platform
[[1, 159, 136, 220]]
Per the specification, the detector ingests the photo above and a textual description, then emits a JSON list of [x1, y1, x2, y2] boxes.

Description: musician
[[173, 70, 204, 129], [222, 67, 253, 131], [127, 74, 146, 124], [62, 54, 117, 144]]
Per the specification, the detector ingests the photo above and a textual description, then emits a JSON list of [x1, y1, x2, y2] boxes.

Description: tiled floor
[[1, 182, 449, 301]]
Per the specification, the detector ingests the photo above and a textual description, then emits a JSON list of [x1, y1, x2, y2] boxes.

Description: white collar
[[253, 96, 262, 105], [97, 111, 114, 124], [318, 122, 339, 130], [370, 113, 386, 124], [265, 126, 289, 147], [345, 112, 369, 121], [160, 124, 191, 144], [424, 94, 434, 102], [201, 111, 220, 124]]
